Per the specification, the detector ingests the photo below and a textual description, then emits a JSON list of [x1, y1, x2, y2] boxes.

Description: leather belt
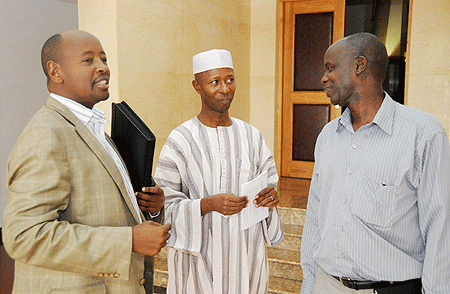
[[332, 275, 421, 290]]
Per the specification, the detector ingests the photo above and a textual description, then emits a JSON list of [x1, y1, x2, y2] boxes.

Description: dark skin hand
[[201, 193, 248, 216], [132, 221, 171, 256], [253, 186, 279, 209], [136, 185, 165, 214]]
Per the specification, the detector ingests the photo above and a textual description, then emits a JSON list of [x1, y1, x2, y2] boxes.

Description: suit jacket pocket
[[50, 282, 106, 294]]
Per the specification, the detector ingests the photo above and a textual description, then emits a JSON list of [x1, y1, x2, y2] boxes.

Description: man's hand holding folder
[[135, 186, 164, 214], [111, 101, 170, 259], [111, 101, 163, 222]]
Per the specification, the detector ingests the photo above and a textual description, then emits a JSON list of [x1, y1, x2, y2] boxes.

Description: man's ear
[[48, 61, 63, 84], [354, 56, 367, 75], [192, 79, 202, 94]]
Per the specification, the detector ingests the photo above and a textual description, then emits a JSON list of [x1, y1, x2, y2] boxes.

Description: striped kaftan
[[155, 117, 284, 294]]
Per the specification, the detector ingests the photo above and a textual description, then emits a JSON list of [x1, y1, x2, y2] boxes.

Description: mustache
[[94, 74, 110, 82]]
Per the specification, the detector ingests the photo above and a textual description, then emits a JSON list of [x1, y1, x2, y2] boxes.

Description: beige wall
[[78, 0, 119, 122], [249, 0, 278, 152], [78, 0, 450, 171], [78, 0, 251, 165], [406, 0, 450, 137]]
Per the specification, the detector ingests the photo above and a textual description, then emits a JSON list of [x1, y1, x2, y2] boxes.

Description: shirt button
[[352, 144, 356, 149], [341, 226, 344, 231], [342, 253, 345, 258], [343, 199, 348, 204], [348, 170, 352, 174]]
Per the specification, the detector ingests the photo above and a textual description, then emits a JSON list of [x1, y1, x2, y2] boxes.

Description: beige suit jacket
[[3, 96, 146, 293]]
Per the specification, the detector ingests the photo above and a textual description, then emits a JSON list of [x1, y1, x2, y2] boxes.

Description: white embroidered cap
[[192, 49, 234, 74]]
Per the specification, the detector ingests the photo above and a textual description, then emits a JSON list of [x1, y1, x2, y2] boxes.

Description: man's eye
[[227, 78, 234, 83], [83, 58, 93, 63], [102, 58, 108, 63], [211, 80, 218, 84]]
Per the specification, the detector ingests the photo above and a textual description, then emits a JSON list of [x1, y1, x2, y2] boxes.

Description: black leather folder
[[111, 101, 156, 191]]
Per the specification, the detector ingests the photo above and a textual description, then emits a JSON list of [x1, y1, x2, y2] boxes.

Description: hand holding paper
[[240, 170, 271, 231], [201, 193, 248, 216], [253, 186, 279, 208]]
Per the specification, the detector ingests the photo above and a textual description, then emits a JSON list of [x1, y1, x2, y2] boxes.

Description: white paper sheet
[[240, 170, 269, 231]]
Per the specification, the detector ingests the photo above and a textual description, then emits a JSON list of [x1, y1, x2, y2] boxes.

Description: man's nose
[[320, 72, 328, 84], [96, 60, 109, 74], [219, 81, 230, 94]]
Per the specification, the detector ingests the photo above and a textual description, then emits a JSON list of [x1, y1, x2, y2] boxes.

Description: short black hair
[[41, 33, 62, 78], [344, 32, 389, 82]]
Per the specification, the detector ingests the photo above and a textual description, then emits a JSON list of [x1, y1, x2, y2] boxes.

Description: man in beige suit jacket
[[2, 30, 171, 293]]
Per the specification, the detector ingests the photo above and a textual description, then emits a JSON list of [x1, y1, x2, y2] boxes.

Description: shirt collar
[[336, 92, 395, 135], [371, 93, 395, 135], [337, 107, 352, 133], [50, 93, 106, 126]]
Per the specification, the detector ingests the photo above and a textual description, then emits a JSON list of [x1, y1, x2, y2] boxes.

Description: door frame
[[276, 0, 345, 179]]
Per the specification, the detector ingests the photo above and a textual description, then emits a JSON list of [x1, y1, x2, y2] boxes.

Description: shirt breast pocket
[[350, 177, 416, 228]]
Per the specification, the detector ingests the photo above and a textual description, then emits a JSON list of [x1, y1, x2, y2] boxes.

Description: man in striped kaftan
[[154, 49, 284, 294]]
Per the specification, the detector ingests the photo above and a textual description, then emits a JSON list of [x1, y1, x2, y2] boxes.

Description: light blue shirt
[[300, 94, 450, 294], [50, 93, 142, 223]]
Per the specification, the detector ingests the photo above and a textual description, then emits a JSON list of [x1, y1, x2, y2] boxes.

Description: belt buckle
[[339, 277, 349, 288], [339, 277, 359, 290]]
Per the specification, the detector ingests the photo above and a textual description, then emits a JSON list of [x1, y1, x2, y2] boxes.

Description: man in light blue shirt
[[300, 32, 450, 294]]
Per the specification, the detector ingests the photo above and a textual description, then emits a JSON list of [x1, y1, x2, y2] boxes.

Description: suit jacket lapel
[[45, 96, 141, 224]]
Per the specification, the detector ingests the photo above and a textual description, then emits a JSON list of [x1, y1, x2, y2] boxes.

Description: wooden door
[[280, 0, 345, 179]]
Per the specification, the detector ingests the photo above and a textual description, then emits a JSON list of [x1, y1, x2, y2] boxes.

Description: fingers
[[137, 199, 164, 213], [137, 186, 164, 200], [256, 186, 275, 198], [132, 221, 171, 256], [136, 186, 164, 213], [211, 194, 248, 215], [161, 223, 171, 242], [155, 222, 171, 245], [201, 194, 249, 216], [136, 193, 161, 203], [223, 195, 248, 214], [147, 220, 161, 226], [221, 205, 247, 215], [253, 186, 279, 208], [141, 185, 163, 194], [136, 193, 163, 204], [227, 195, 248, 206]]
